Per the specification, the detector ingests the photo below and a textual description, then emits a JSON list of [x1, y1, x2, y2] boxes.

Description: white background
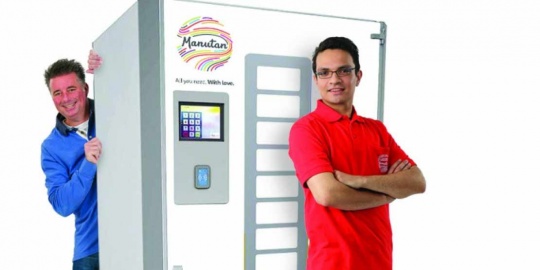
[[1, 0, 539, 269]]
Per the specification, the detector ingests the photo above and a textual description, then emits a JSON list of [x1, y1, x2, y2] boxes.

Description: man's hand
[[86, 49, 102, 74], [335, 159, 413, 189], [335, 170, 363, 189], [387, 159, 412, 174], [333, 171, 396, 205], [84, 138, 102, 164]]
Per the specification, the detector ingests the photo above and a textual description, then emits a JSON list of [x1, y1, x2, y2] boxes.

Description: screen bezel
[[178, 101, 225, 142]]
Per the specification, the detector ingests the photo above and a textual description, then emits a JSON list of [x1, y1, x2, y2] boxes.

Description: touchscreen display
[[179, 102, 224, 141]]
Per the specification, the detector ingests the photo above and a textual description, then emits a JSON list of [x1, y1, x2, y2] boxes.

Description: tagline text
[[175, 78, 235, 86]]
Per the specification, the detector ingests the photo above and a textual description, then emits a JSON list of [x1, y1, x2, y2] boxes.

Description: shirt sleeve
[[288, 120, 334, 187], [376, 121, 416, 167], [41, 145, 97, 217]]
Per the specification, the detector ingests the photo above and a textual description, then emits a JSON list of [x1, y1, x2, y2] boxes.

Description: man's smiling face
[[314, 49, 362, 113], [49, 72, 89, 126]]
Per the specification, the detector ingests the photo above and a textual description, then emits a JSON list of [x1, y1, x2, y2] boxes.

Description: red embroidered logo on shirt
[[378, 154, 389, 173]]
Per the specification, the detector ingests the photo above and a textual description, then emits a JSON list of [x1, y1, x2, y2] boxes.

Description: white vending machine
[[93, 1, 387, 269]]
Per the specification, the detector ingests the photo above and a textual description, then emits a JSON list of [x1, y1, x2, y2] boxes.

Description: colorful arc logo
[[177, 16, 233, 71]]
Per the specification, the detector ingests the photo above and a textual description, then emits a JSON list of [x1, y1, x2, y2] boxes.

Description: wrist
[[357, 176, 368, 189]]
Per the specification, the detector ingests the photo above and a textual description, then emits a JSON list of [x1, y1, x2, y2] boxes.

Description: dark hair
[[44, 58, 86, 89], [311, 36, 361, 74]]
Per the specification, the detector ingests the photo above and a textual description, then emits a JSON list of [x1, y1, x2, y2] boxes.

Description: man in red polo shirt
[[289, 36, 426, 270]]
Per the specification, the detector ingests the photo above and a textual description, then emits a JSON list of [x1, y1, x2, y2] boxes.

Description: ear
[[355, 70, 363, 86], [84, 83, 89, 96]]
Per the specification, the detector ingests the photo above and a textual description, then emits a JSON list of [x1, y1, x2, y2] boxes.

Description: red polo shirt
[[289, 100, 415, 270]]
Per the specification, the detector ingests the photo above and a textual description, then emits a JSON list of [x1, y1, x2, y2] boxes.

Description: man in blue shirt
[[41, 58, 102, 270]]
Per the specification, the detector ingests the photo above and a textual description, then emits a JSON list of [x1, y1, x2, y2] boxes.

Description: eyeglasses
[[315, 67, 355, 79]]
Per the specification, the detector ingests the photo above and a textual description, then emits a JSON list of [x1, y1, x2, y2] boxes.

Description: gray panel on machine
[[173, 90, 229, 204]]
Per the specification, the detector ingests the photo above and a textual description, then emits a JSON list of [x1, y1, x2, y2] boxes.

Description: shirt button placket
[[350, 121, 358, 140]]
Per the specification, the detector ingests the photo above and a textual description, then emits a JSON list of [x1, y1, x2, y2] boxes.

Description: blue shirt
[[41, 99, 98, 261]]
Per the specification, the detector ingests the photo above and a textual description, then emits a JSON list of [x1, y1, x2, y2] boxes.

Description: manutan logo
[[176, 16, 233, 71]]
